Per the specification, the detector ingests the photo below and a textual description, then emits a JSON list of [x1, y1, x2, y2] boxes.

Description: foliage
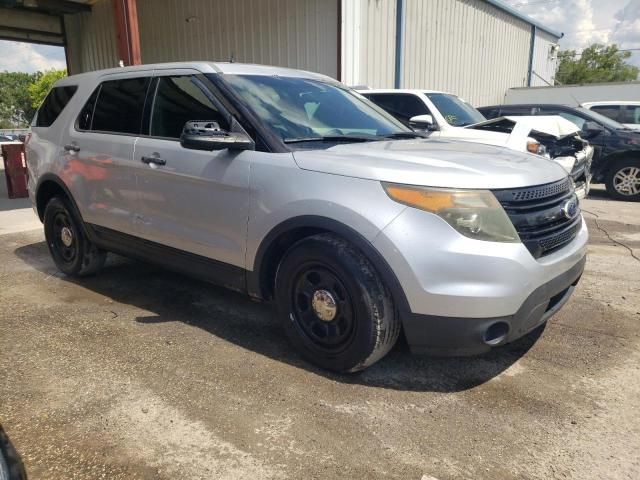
[[0, 71, 39, 129], [0, 69, 66, 128], [27, 69, 67, 109], [556, 44, 639, 85]]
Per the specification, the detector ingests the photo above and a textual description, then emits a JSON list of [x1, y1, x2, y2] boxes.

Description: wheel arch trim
[[248, 215, 411, 315], [35, 173, 83, 223]]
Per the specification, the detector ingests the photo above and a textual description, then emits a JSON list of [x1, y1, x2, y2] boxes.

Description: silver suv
[[26, 63, 588, 372]]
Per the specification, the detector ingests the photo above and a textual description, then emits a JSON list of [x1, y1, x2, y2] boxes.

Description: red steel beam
[[112, 0, 141, 66]]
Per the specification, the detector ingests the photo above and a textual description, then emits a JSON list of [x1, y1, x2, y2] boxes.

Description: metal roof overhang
[[0, 0, 92, 46], [484, 0, 563, 39]]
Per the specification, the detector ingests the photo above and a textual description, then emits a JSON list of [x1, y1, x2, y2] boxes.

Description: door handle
[[64, 144, 80, 153], [141, 156, 166, 166]]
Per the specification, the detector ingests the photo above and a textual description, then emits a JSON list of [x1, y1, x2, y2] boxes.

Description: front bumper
[[403, 255, 585, 355], [373, 206, 588, 355]]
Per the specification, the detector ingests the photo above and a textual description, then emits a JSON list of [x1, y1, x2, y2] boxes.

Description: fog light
[[484, 321, 509, 346]]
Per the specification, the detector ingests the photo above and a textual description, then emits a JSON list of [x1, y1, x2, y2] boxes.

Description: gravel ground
[[0, 186, 639, 480]]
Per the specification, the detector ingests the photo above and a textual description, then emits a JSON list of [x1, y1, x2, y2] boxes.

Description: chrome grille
[[492, 178, 581, 258], [509, 177, 572, 202]]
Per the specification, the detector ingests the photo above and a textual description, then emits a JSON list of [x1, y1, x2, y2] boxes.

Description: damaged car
[[469, 116, 593, 198]]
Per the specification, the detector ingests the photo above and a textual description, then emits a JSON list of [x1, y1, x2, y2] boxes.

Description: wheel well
[[36, 180, 68, 221], [252, 219, 411, 319], [601, 151, 640, 180], [258, 226, 328, 300]]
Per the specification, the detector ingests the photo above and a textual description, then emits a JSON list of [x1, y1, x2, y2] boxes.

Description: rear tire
[[605, 159, 640, 201], [275, 233, 400, 372], [43, 197, 106, 276]]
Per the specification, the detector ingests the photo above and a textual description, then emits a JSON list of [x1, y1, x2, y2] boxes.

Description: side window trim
[[89, 84, 102, 131]]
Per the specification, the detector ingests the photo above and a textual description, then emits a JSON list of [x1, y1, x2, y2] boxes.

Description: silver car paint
[[27, 61, 587, 324], [292, 138, 567, 189]]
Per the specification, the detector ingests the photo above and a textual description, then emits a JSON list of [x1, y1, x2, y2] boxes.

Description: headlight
[[526, 140, 548, 157], [382, 183, 520, 243]]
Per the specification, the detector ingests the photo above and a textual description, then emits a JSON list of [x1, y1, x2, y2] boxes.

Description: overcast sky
[[0, 0, 639, 72], [506, 0, 640, 65]]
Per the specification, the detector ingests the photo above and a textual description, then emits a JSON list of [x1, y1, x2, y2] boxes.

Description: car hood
[[292, 138, 568, 189]]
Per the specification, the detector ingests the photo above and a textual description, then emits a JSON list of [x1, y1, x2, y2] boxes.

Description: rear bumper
[[403, 254, 585, 356]]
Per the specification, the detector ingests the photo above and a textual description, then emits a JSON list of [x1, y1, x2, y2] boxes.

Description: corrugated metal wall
[[63, 0, 558, 104], [341, 0, 396, 88], [64, 0, 119, 73], [531, 29, 559, 87], [400, 0, 533, 106], [65, 0, 338, 78], [138, 0, 338, 77]]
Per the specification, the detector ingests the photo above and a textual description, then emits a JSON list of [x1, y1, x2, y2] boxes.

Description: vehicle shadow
[[15, 241, 542, 393]]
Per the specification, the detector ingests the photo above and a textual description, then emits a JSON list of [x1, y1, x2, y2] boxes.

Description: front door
[[133, 71, 251, 270]]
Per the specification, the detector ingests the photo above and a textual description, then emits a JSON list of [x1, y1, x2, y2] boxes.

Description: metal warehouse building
[[0, 0, 561, 105]]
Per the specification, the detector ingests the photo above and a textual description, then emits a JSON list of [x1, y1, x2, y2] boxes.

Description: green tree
[[556, 43, 639, 85], [0, 71, 39, 128], [27, 69, 67, 109]]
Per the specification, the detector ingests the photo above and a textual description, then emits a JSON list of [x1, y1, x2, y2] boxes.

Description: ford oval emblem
[[562, 198, 578, 219]]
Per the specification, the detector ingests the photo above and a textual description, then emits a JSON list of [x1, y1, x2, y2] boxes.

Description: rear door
[[133, 69, 251, 269], [59, 73, 152, 234]]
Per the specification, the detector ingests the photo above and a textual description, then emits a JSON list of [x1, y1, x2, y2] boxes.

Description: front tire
[[43, 197, 107, 276], [605, 159, 640, 201], [275, 233, 400, 372]]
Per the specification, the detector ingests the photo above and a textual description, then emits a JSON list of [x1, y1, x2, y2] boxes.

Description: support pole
[[112, 0, 141, 66], [527, 25, 536, 87], [394, 0, 404, 88]]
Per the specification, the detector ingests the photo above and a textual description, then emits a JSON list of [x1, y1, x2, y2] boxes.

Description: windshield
[[576, 107, 626, 130], [425, 92, 485, 126], [220, 74, 410, 144]]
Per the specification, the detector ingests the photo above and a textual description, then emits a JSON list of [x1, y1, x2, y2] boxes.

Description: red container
[[1, 143, 28, 199]]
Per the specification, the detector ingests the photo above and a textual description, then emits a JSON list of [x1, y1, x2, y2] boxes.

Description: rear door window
[[91, 77, 151, 134], [150, 75, 227, 139], [590, 105, 621, 122], [365, 93, 430, 126], [34, 85, 77, 127], [620, 105, 640, 124]]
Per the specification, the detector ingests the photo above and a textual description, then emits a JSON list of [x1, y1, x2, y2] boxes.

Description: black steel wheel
[[276, 233, 400, 372], [291, 264, 356, 353], [44, 196, 107, 276]]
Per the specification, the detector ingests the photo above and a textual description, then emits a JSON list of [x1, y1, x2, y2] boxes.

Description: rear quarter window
[[34, 86, 77, 127]]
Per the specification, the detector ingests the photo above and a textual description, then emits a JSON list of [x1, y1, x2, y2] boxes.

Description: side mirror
[[582, 121, 603, 139], [180, 120, 255, 151], [409, 114, 436, 131]]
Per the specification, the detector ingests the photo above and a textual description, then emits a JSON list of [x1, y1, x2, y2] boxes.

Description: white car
[[358, 89, 593, 197], [581, 101, 640, 130], [358, 89, 547, 155]]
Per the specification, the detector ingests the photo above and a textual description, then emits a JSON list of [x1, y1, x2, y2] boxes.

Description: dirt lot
[[0, 186, 639, 480]]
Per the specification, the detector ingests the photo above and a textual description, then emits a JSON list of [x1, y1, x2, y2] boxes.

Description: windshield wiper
[[380, 131, 427, 139], [283, 135, 377, 144]]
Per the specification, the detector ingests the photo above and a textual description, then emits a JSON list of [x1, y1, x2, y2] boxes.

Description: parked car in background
[[357, 88, 547, 156], [359, 89, 591, 193], [581, 101, 640, 131], [478, 104, 640, 201], [27, 62, 587, 372], [470, 116, 593, 198]]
